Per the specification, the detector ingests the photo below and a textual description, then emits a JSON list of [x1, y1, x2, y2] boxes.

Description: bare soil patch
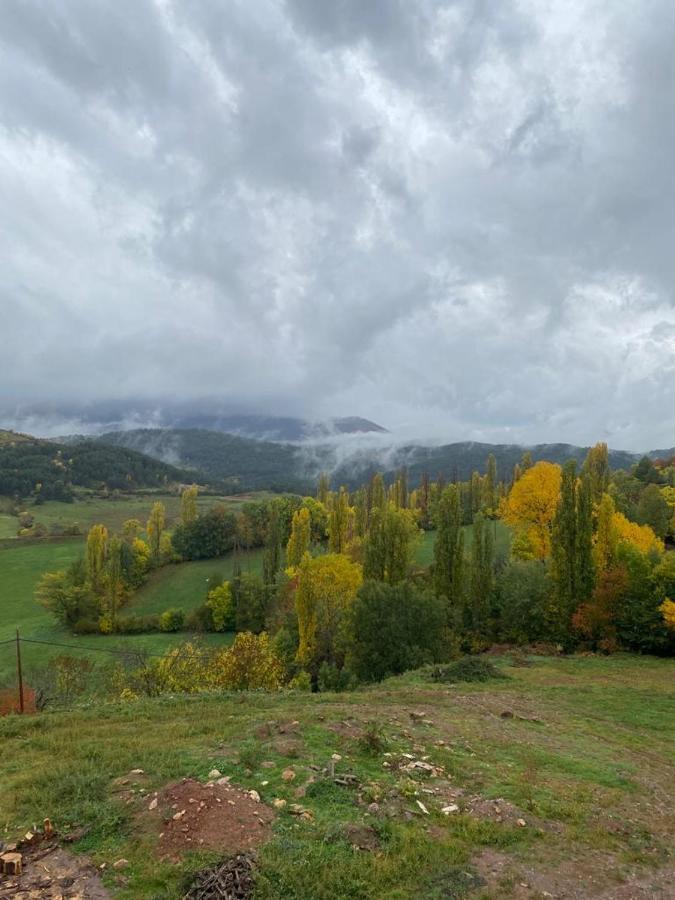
[[0, 840, 109, 899], [141, 778, 274, 861], [473, 848, 674, 898]]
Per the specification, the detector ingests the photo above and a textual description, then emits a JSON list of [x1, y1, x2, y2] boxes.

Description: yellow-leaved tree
[[612, 511, 663, 556], [501, 461, 561, 559], [295, 553, 362, 674], [286, 506, 311, 570]]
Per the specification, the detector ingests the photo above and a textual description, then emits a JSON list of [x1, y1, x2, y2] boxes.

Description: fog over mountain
[[2, 1, 675, 449]]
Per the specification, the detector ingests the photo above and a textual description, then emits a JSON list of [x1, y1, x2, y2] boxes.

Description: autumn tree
[[295, 553, 362, 676], [100, 535, 125, 633], [146, 501, 166, 564], [363, 503, 420, 584], [286, 506, 311, 569], [582, 442, 610, 502], [86, 524, 108, 594], [317, 472, 330, 505], [181, 484, 199, 525], [328, 486, 352, 554], [501, 461, 561, 559]]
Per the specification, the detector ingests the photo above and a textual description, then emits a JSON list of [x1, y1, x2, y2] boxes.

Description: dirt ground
[[0, 841, 109, 899], [140, 777, 275, 861]]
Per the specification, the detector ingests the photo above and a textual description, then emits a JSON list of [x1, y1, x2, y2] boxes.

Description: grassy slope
[[416, 521, 512, 568], [0, 655, 672, 898], [0, 491, 269, 683]]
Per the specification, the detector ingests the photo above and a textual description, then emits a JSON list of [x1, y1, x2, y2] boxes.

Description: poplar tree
[[286, 506, 311, 568], [147, 501, 166, 564], [433, 485, 464, 622], [262, 504, 282, 585], [484, 454, 497, 513], [181, 484, 198, 525], [470, 512, 494, 632], [582, 442, 610, 502], [86, 524, 108, 595], [328, 487, 351, 553], [317, 472, 330, 506]]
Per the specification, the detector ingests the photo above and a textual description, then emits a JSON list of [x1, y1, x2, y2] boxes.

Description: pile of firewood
[[183, 852, 257, 899]]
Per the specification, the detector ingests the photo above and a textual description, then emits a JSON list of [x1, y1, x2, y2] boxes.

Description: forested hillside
[[99, 428, 644, 491], [0, 431, 193, 501]]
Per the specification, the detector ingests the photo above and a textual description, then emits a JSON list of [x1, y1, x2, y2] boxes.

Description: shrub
[[358, 721, 388, 755], [212, 632, 285, 690], [288, 670, 312, 691], [207, 582, 235, 632], [428, 656, 508, 683], [115, 614, 161, 634], [317, 661, 356, 692], [494, 560, 551, 643], [159, 608, 185, 633]]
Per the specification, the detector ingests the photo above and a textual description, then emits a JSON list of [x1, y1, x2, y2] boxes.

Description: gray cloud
[[1, 0, 675, 449]]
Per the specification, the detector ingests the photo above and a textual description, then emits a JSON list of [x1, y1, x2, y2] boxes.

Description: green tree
[[433, 485, 464, 622], [328, 486, 351, 554], [347, 582, 446, 682], [469, 512, 494, 633], [363, 504, 420, 584], [636, 484, 671, 538]]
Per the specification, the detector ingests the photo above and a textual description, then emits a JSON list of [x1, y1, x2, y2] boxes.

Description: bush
[[288, 670, 312, 691], [427, 656, 508, 683], [115, 614, 161, 634], [71, 617, 100, 635], [159, 608, 186, 633], [317, 661, 356, 692]]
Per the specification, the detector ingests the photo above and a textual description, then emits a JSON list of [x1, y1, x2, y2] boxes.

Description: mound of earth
[[141, 778, 274, 861], [0, 840, 109, 899]]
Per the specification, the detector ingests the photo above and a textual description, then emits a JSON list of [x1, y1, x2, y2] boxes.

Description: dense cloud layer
[[2, 0, 674, 449]]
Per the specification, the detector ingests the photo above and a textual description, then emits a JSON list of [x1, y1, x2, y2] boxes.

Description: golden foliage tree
[[147, 501, 166, 563], [501, 461, 561, 559], [295, 553, 362, 673], [86, 524, 108, 594], [286, 506, 311, 569], [181, 484, 199, 525]]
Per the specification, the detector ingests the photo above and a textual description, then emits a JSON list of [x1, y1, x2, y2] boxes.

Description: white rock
[[416, 800, 429, 815], [441, 804, 459, 815], [208, 769, 222, 779]]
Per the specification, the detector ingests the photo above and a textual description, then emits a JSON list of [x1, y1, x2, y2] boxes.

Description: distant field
[[0, 490, 273, 541], [415, 520, 511, 567]]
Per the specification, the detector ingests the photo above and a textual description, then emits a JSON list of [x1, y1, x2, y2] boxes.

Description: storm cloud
[[2, 0, 675, 449]]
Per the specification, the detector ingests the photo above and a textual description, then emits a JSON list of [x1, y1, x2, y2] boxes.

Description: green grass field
[[0, 490, 274, 541], [0, 654, 672, 898], [415, 520, 511, 568]]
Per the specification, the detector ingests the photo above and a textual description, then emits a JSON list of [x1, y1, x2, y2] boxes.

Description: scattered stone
[[208, 769, 222, 779], [416, 800, 430, 815], [272, 798, 287, 810], [404, 760, 435, 775], [442, 804, 460, 815], [368, 802, 380, 814], [112, 858, 129, 870], [281, 768, 296, 782], [261, 761, 275, 769], [249, 790, 261, 803], [173, 810, 186, 821], [130, 768, 144, 775], [216, 776, 231, 785], [517, 818, 527, 827], [148, 797, 158, 811], [410, 711, 426, 721]]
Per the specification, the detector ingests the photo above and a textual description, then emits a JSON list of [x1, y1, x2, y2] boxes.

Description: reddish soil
[[142, 778, 274, 861]]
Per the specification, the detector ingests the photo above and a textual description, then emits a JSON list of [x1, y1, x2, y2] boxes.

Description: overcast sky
[[2, 0, 675, 449]]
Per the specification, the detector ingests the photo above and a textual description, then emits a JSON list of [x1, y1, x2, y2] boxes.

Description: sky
[[2, 0, 675, 450]]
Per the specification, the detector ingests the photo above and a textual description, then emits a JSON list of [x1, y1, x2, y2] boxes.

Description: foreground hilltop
[[0, 654, 672, 898]]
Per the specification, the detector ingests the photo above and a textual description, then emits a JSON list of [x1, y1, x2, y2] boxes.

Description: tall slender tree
[[433, 485, 464, 623]]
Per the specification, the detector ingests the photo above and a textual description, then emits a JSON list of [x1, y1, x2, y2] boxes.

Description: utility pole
[[16, 629, 24, 714]]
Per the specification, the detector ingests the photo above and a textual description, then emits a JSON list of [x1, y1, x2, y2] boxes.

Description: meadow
[[0, 654, 672, 898], [0, 491, 269, 685]]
